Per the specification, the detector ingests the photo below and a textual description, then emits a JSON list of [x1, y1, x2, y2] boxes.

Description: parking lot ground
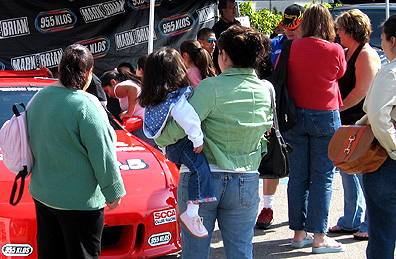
[[155, 172, 396, 259]]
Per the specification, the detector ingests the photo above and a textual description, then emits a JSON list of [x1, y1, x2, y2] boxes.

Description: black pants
[[34, 199, 104, 259]]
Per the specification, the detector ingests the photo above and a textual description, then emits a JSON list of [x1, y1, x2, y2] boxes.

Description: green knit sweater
[[27, 85, 126, 210], [156, 68, 273, 171]]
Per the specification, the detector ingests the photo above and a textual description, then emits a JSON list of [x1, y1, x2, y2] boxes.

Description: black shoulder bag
[[259, 83, 293, 179]]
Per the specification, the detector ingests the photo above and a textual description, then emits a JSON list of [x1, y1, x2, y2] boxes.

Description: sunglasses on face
[[206, 38, 217, 44]]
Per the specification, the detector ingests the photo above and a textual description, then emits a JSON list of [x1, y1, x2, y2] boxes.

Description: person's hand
[[193, 144, 203, 153], [274, 26, 285, 35], [42, 65, 53, 78], [105, 198, 121, 212], [119, 111, 132, 120]]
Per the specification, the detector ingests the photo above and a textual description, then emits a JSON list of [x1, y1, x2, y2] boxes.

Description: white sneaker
[[179, 211, 208, 238]]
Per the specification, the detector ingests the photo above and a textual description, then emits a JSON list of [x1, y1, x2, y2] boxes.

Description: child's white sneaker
[[179, 211, 208, 238]]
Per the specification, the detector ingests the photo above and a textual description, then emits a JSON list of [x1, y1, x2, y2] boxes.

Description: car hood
[[0, 129, 175, 213]]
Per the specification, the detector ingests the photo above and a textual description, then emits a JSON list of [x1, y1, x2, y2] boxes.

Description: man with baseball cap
[[256, 3, 305, 231], [269, 4, 305, 65]]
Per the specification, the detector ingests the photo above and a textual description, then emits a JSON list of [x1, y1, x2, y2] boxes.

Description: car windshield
[[0, 86, 123, 131], [0, 87, 39, 125]]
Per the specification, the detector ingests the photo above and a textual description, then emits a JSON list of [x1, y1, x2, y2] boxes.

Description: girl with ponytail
[[179, 39, 216, 88]]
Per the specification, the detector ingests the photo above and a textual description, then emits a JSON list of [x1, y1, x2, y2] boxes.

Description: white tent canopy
[[148, 0, 156, 54], [386, 0, 390, 19]]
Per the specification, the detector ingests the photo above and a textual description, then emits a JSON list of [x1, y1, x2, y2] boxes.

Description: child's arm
[[170, 97, 204, 149], [155, 80, 215, 148]]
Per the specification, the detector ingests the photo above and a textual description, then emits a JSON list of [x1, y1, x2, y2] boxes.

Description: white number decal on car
[[118, 159, 148, 170]]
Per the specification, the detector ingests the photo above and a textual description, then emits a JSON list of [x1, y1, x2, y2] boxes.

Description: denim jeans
[[177, 172, 259, 259], [166, 136, 216, 204], [337, 171, 368, 232], [363, 157, 396, 259], [283, 108, 341, 234]]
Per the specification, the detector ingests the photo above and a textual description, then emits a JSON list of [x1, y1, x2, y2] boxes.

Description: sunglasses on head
[[206, 38, 217, 44]]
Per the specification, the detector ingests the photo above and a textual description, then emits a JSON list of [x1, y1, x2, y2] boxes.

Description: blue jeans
[[166, 136, 216, 204], [363, 157, 396, 259], [283, 108, 341, 234], [177, 172, 259, 259], [337, 171, 368, 232]]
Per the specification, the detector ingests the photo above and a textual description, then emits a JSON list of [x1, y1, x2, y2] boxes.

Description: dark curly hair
[[256, 34, 273, 79], [139, 47, 190, 107], [217, 25, 267, 69]]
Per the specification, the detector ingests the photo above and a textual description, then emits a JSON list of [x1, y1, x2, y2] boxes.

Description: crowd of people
[[28, 0, 396, 258]]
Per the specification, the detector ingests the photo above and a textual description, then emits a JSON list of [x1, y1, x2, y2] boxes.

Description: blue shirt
[[270, 35, 286, 66]]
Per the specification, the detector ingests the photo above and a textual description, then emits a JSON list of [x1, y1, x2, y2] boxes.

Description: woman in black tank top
[[328, 9, 381, 241]]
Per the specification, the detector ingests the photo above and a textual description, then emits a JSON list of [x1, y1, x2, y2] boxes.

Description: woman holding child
[[155, 25, 273, 259]]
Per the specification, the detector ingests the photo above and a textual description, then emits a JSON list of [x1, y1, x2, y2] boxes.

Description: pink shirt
[[287, 37, 346, 110], [187, 67, 203, 88]]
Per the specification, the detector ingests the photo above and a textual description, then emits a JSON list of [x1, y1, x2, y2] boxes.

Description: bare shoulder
[[355, 44, 381, 71], [358, 44, 381, 63]]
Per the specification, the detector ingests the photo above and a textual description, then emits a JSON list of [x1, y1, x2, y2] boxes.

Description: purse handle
[[264, 81, 293, 153], [266, 82, 281, 136]]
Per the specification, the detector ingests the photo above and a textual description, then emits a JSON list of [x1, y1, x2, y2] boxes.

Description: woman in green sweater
[[27, 44, 126, 259], [156, 25, 273, 259]]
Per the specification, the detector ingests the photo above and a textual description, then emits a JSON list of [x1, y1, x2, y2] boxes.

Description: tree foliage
[[238, 1, 283, 35], [238, 1, 341, 35]]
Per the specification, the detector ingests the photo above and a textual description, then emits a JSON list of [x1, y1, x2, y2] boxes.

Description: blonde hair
[[335, 9, 372, 44]]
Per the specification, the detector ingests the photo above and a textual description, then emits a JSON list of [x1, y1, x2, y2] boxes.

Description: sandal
[[312, 237, 346, 254], [291, 233, 314, 248], [353, 231, 369, 241], [328, 225, 358, 234]]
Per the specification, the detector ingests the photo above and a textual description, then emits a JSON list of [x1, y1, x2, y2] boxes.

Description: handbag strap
[[12, 103, 26, 117], [263, 80, 293, 154], [266, 82, 282, 137], [275, 39, 293, 74], [10, 166, 28, 206]]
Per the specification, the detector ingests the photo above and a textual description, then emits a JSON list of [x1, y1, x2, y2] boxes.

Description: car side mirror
[[122, 116, 143, 132]]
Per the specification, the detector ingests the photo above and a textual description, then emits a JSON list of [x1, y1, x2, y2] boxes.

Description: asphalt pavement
[[156, 172, 396, 259]]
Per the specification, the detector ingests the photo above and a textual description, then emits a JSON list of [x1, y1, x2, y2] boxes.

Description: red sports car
[[0, 68, 182, 258]]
